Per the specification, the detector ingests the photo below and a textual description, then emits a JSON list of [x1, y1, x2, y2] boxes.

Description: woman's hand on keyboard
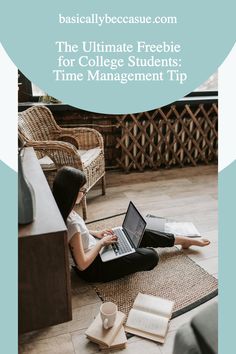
[[93, 229, 114, 239], [100, 234, 118, 247]]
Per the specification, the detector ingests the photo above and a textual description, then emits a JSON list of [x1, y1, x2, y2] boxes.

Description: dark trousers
[[73, 230, 175, 282]]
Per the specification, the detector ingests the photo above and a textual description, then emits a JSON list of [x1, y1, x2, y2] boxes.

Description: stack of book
[[85, 311, 127, 351], [85, 293, 175, 349]]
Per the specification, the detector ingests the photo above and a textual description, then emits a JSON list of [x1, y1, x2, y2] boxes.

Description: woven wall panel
[[19, 101, 218, 171], [116, 103, 218, 172]]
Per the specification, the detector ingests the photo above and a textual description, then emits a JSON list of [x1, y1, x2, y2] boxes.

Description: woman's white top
[[66, 210, 97, 266]]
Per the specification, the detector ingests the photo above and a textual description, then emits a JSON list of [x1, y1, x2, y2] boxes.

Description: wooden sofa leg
[[102, 175, 106, 195], [82, 196, 88, 220]]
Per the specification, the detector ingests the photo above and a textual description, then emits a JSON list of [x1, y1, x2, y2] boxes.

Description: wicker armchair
[[18, 106, 106, 220]]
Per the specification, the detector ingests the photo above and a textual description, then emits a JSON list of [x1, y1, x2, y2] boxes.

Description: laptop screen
[[122, 202, 146, 248]]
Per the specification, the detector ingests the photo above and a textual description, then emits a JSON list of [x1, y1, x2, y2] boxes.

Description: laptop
[[100, 201, 147, 262]]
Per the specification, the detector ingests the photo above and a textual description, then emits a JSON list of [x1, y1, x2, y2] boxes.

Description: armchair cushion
[[38, 155, 55, 170], [39, 147, 102, 170], [78, 148, 102, 167]]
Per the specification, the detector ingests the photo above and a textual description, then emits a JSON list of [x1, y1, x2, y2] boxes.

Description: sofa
[[173, 302, 218, 354]]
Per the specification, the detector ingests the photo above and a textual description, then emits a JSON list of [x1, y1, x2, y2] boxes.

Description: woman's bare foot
[[175, 236, 210, 249]]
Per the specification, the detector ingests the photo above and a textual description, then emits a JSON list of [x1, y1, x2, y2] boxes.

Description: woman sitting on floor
[[53, 166, 210, 282]]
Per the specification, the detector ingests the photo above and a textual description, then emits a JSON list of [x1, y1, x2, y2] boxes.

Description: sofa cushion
[[173, 322, 202, 354], [191, 302, 218, 354]]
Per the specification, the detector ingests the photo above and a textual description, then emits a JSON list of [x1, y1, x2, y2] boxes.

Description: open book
[[125, 293, 174, 343]]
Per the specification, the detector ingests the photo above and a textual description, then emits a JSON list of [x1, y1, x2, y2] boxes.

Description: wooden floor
[[19, 165, 218, 354]]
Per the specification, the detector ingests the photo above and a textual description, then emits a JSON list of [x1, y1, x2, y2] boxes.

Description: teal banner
[[0, 1, 235, 113]]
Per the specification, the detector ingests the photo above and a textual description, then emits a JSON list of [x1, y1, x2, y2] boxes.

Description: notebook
[[145, 214, 201, 237]]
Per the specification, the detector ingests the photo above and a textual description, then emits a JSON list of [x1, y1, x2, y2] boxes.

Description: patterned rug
[[87, 215, 218, 319]]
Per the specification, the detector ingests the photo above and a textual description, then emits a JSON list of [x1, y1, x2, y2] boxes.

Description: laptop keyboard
[[112, 228, 133, 255]]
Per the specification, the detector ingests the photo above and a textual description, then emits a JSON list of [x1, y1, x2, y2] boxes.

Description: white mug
[[100, 302, 117, 329]]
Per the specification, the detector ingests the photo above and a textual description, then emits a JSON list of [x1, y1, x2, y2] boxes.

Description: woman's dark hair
[[53, 166, 87, 222]]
